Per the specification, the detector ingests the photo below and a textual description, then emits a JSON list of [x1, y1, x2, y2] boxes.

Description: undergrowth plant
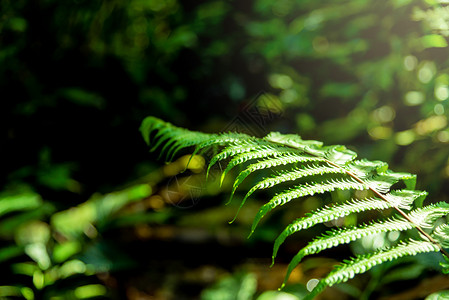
[[141, 116, 449, 299]]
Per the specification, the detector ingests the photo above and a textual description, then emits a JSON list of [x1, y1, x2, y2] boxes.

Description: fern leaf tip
[[219, 173, 226, 187], [227, 191, 236, 206]]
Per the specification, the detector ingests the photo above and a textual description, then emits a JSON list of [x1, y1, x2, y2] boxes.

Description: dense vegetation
[[1, 0, 449, 299]]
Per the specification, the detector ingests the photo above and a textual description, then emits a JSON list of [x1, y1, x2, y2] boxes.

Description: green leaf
[[426, 290, 449, 300], [421, 34, 448, 48], [0, 192, 41, 218]]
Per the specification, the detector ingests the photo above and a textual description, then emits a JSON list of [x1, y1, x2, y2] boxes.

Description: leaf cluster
[[142, 116, 449, 299]]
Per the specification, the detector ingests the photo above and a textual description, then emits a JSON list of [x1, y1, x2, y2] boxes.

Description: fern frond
[[347, 159, 388, 178], [207, 142, 260, 177], [140, 116, 171, 145], [433, 224, 449, 247], [187, 132, 253, 165], [140, 116, 211, 159], [365, 171, 417, 194], [250, 177, 368, 235], [195, 132, 253, 151], [228, 153, 322, 203], [277, 202, 449, 275], [385, 190, 427, 209], [163, 131, 208, 161], [237, 163, 347, 219], [265, 132, 323, 150], [272, 197, 391, 264], [322, 145, 358, 165], [246, 163, 346, 200], [282, 217, 414, 288], [150, 126, 184, 153], [306, 239, 440, 300], [267, 132, 358, 166], [270, 190, 425, 263], [408, 202, 449, 228], [141, 117, 449, 299], [221, 145, 294, 186], [280, 203, 449, 286]]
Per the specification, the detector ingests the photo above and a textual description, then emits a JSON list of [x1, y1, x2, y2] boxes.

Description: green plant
[[141, 116, 449, 299], [0, 184, 153, 299]]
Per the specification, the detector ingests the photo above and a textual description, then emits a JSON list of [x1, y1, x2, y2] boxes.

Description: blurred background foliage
[[2, 0, 449, 299]]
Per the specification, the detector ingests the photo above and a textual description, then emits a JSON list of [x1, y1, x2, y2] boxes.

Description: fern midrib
[[345, 167, 449, 257], [271, 140, 449, 258]]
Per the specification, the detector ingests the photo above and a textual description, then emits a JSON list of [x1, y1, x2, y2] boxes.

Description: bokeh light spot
[[369, 126, 392, 140], [373, 105, 396, 123], [434, 103, 445, 115], [435, 85, 449, 101], [437, 131, 449, 143], [404, 55, 417, 71], [416, 116, 447, 135], [280, 89, 298, 103], [304, 12, 323, 30], [388, 231, 400, 241], [269, 74, 293, 89], [306, 278, 320, 292], [395, 130, 415, 145], [418, 62, 436, 83], [404, 91, 424, 106]]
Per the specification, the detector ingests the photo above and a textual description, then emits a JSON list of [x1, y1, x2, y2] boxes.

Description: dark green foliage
[[142, 116, 449, 299], [2, 0, 449, 298]]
